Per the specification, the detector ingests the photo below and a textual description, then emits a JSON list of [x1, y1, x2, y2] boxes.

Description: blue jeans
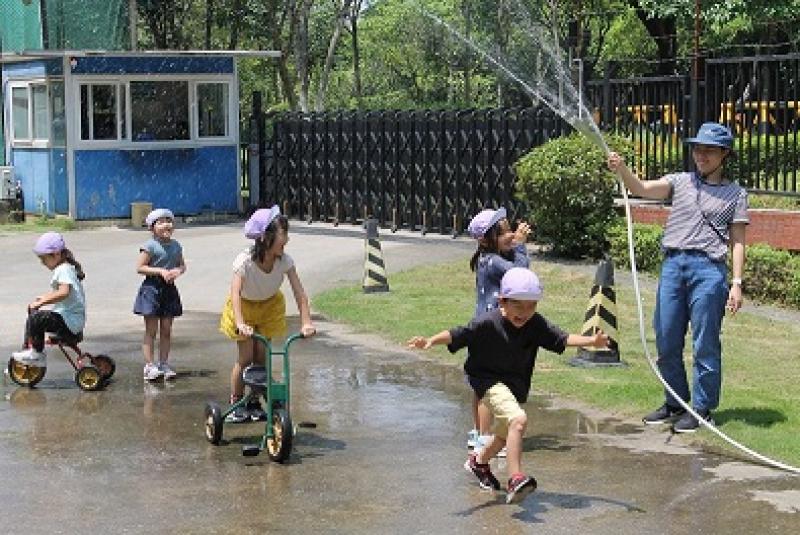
[[654, 250, 728, 411]]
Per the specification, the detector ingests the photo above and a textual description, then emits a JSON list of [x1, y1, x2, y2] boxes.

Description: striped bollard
[[570, 258, 625, 367], [362, 218, 389, 293]]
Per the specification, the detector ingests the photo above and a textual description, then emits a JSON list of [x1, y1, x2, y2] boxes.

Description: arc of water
[[418, 0, 800, 475]]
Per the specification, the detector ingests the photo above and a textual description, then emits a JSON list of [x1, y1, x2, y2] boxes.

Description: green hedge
[[514, 132, 633, 259], [608, 219, 800, 309]]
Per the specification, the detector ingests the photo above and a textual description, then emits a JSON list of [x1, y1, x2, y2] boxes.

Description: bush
[[743, 244, 800, 308], [607, 219, 664, 272], [514, 132, 633, 259]]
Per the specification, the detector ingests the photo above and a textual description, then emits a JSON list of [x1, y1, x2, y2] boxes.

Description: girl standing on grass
[[134, 208, 186, 382], [465, 207, 531, 452], [219, 206, 316, 423], [13, 232, 85, 367]]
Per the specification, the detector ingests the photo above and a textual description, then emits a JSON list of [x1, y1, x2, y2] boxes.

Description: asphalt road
[[1, 222, 797, 534]]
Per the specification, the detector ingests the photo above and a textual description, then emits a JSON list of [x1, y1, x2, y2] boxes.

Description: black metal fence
[[261, 108, 569, 234], [241, 54, 800, 231]]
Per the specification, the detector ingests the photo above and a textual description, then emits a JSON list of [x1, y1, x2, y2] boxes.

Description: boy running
[[407, 267, 609, 503]]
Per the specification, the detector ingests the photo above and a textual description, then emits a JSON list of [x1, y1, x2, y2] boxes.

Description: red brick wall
[[629, 205, 800, 251]]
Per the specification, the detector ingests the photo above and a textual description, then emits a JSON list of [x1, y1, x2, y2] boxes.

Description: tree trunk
[[229, 0, 245, 50], [205, 0, 214, 49], [350, 0, 363, 106], [315, 0, 353, 112], [295, 0, 313, 112], [266, 0, 298, 110], [629, 1, 677, 74]]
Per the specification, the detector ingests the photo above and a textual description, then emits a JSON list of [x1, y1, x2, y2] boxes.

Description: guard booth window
[[79, 83, 126, 141], [197, 82, 228, 138], [131, 81, 189, 141], [10, 82, 49, 142]]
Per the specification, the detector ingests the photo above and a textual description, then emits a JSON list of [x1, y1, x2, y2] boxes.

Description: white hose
[[618, 184, 800, 474]]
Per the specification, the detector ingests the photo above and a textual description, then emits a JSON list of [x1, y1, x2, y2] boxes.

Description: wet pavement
[[1, 223, 798, 534]]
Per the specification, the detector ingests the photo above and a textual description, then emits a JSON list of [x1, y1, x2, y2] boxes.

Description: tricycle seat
[[242, 365, 267, 388], [47, 331, 83, 345]]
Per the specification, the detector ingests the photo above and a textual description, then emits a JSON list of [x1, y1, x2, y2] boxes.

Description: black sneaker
[[247, 399, 267, 422], [463, 453, 501, 491], [672, 410, 714, 434], [506, 474, 537, 504], [642, 403, 686, 425], [225, 405, 249, 423]]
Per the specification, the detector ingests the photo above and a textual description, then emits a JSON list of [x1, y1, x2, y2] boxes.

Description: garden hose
[[618, 184, 800, 475]]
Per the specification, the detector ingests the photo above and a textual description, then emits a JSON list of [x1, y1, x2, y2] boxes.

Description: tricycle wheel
[[204, 402, 224, 445], [75, 366, 103, 391], [266, 409, 293, 463], [7, 358, 46, 388], [91, 354, 115, 380]]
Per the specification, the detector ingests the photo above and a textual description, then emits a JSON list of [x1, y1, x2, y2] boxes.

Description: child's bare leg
[[231, 339, 254, 399], [505, 413, 528, 475], [158, 317, 173, 363], [471, 394, 480, 430], [475, 435, 506, 464], [142, 316, 158, 365], [477, 400, 492, 436]]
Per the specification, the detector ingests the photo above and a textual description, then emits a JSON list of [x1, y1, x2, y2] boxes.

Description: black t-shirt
[[447, 308, 568, 403]]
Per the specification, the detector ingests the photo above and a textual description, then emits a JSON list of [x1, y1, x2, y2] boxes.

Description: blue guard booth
[[2, 52, 241, 219]]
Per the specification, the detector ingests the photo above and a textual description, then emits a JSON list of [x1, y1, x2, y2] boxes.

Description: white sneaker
[[467, 429, 480, 449], [12, 348, 46, 366], [143, 363, 164, 381], [159, 362, 177, 380]]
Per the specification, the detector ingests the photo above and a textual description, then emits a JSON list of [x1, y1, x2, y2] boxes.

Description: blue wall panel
[[51, 150, 68, 213], [11, 148, 53, 213], [74, 146, 238, 219]]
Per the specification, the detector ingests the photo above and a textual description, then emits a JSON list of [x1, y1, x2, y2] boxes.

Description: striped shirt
[[661, 172, 749, 261]]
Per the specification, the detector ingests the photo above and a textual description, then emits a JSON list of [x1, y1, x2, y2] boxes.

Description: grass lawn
[[0, 217, 76, 234], [314, 256, 800, 468]]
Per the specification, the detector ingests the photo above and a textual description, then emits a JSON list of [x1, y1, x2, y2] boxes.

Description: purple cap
[[467, 207, 507, 239], [145, 208, 174, 228], [244, 205, 281, 239], [500, 267, 543, 301], [33, 232, 66, 255]]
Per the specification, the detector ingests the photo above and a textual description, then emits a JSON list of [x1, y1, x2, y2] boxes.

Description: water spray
[[418, 0, 800, 475]]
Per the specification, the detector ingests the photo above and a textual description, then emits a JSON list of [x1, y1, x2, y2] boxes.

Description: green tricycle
[[204, 332, 305, 463]]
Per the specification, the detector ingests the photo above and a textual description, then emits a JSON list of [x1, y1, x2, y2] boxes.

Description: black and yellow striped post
[[362, 218, 389, 293], [570, 258, 624, 367]]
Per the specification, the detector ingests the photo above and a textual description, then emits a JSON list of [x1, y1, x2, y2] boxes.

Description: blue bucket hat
[[467, 207, 507, 239], [685, 122, 734, 150]]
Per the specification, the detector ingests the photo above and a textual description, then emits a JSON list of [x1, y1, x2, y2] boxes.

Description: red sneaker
[[506, 473, 537, 504]]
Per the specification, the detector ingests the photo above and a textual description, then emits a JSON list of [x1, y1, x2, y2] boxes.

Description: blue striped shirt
[[662, 172, 749, 261]]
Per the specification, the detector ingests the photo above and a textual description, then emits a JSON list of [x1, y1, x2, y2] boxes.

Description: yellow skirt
[[219, 291, 287, 341]]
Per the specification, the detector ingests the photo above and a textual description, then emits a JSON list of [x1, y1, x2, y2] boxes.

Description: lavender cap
[[244, 205, 281, 239], [145, 208, 174, 228], [467, 207, 507, 239], [33, 232, 66, 255], [500, 267, 543, 301]]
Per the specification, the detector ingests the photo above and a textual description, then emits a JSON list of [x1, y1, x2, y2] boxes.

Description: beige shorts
[[483, 383, 527, 439]]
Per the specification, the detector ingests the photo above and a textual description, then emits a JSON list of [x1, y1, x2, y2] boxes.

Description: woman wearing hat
[[219, 206, 316, 423], [607, 122, 749, 433]]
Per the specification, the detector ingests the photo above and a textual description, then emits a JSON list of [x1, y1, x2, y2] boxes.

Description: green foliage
[[744, 244, 800, 308], [607, 220, 664, 272], [514, 132, 633, 259]]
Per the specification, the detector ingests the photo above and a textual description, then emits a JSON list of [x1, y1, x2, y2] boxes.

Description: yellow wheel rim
[[9, 360, 45, 385], [267, 416, 283, 455], [78, 368, 101, 390]]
